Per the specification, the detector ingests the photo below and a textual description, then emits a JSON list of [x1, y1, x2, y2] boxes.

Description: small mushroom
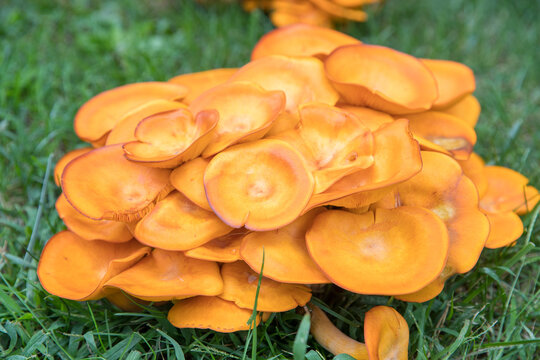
[[74, 82, 187, 145], [483, 211, 524, 249], [325, 44, 438, 114], [204, 139, 314, 230], [37, 231, 150, 301], [169, 157, 212, 211], [364, 306, 409, 360], [54, 147, 92, 186], [168, 68, 238, 104]]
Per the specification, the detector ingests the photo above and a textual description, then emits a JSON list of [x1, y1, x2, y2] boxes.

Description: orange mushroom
[[61, 144, 172, 222], [439, 94, 481, 128], [105, 249, 223, 301], [168, 296, 267, 332], [169, 157, 212, 211], [219, 261, 312, 312], [421, 59, 476, 109], [337, 105, 394, 132], [325, 44, 438, 114], [273, 103, 374, 193], [168, 68, 238, 104], [227, 55, 339, 115], [123, 108, 218, 168], [74, 82, 187, 145], [189, 81, 286, 157], [185, 229, 250, 263], [406, 111, 477, 160], [37, 231, 150, 300], [134, 191, 233, 251], [395, 267, 454, 303], [204, 139, 314, 230], [55, 194, 132, 243], [305, 119, 421, 211], [306, 207, 449, 295], [364, 306, 409, 360], [240, 209, 329, 284], [480, 166, 539, 215], [457, 152, 488, 198], [106, 100, 186, 145], [251, 23, 359, 60], [483, 211, 524, 249], [54, 147, 92, 186]]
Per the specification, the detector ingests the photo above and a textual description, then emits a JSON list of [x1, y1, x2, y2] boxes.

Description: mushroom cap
[[74, 82, 187, 143], [134, 191, 233, 251], [54, 147, 92, 186], [337, 105, 394, 132], [439, 94, 481, 128], [421, 59, 476, 109], [219, 261, 312, 312], [55, 194, 132, 243], [168, 296, 266, 332], [364, 306, 409, 360], [457, 152, 488, 198], [251, 23, 359, 60], [105, 249, 223, 301], [309, 305, 368, 359], [483, 211, 524, 249], [273, 103, 374, 193], [306, 207, 449, 295], [185, 229, 249, 263], [306, 119, 421, 210], [480, 166, 539, 214], [406, 111, 477, 160], [168, 68, 238, 105], [37, 231, 149, 301], [123, 108, 218, 168], [61, 144, 172, 221], [227, 55, 339, 114], [169, 157, 212, 211], [240, 209, 329, 284], [325, 44, 438, 114], [204, 139, 315, 230], [189, 81, 286, 157], [106, 100, 186, 146]]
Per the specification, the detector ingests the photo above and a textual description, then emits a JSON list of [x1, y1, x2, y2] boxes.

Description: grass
[[0, 0, 539, 358]]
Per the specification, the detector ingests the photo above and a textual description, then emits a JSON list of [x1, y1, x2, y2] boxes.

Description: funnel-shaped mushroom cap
[[123, 108, 218, 168], [395, 266, 455, 303], [168, 68, 238, 105], [306, 207, 449, 295], [185, 229, 249, 263], [364, 306, 409, 360], [204, 139, 314, 230], [105, 249, 223, 301], [480, 166, 539, 215], [61, 145, 172, 222], [421, 59, 476, 109], [381, 151, 489, 274], [54, 148, 93, 186], [273, 103, 374, 193], [458, 152, 488, 198], [406, 111, 477, 160], [37, 231, 150, 300], [168, 296, 267, 332], [106, 100, 186, 146], [483, 211, 524, 249], [337, 106, 394, 131], [325, 44, 438, 114], [251, 24, 359, 60], [74, 82, 187, 144], [227, 55, 339, 114], [309, 305, 368, 360], [219, 261, 312, 312], [190, 82, 286, 157], [306, 119, 421, 211], [170, 157, 212, 211], [240, 209, 329, 284], [439, 95, 481, 128], [134, 191, 233, 251], [56, 194, 132, 243]]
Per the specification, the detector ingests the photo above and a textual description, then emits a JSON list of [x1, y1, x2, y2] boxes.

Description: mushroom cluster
[[243, 0, 380, 28], [39, 24, 538, 358]]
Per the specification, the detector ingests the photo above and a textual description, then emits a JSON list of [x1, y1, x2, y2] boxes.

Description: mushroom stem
[[309, 304, 368, 360]]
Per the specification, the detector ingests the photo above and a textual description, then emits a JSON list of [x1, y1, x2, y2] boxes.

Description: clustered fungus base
[[40, 24, 539, 359]]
